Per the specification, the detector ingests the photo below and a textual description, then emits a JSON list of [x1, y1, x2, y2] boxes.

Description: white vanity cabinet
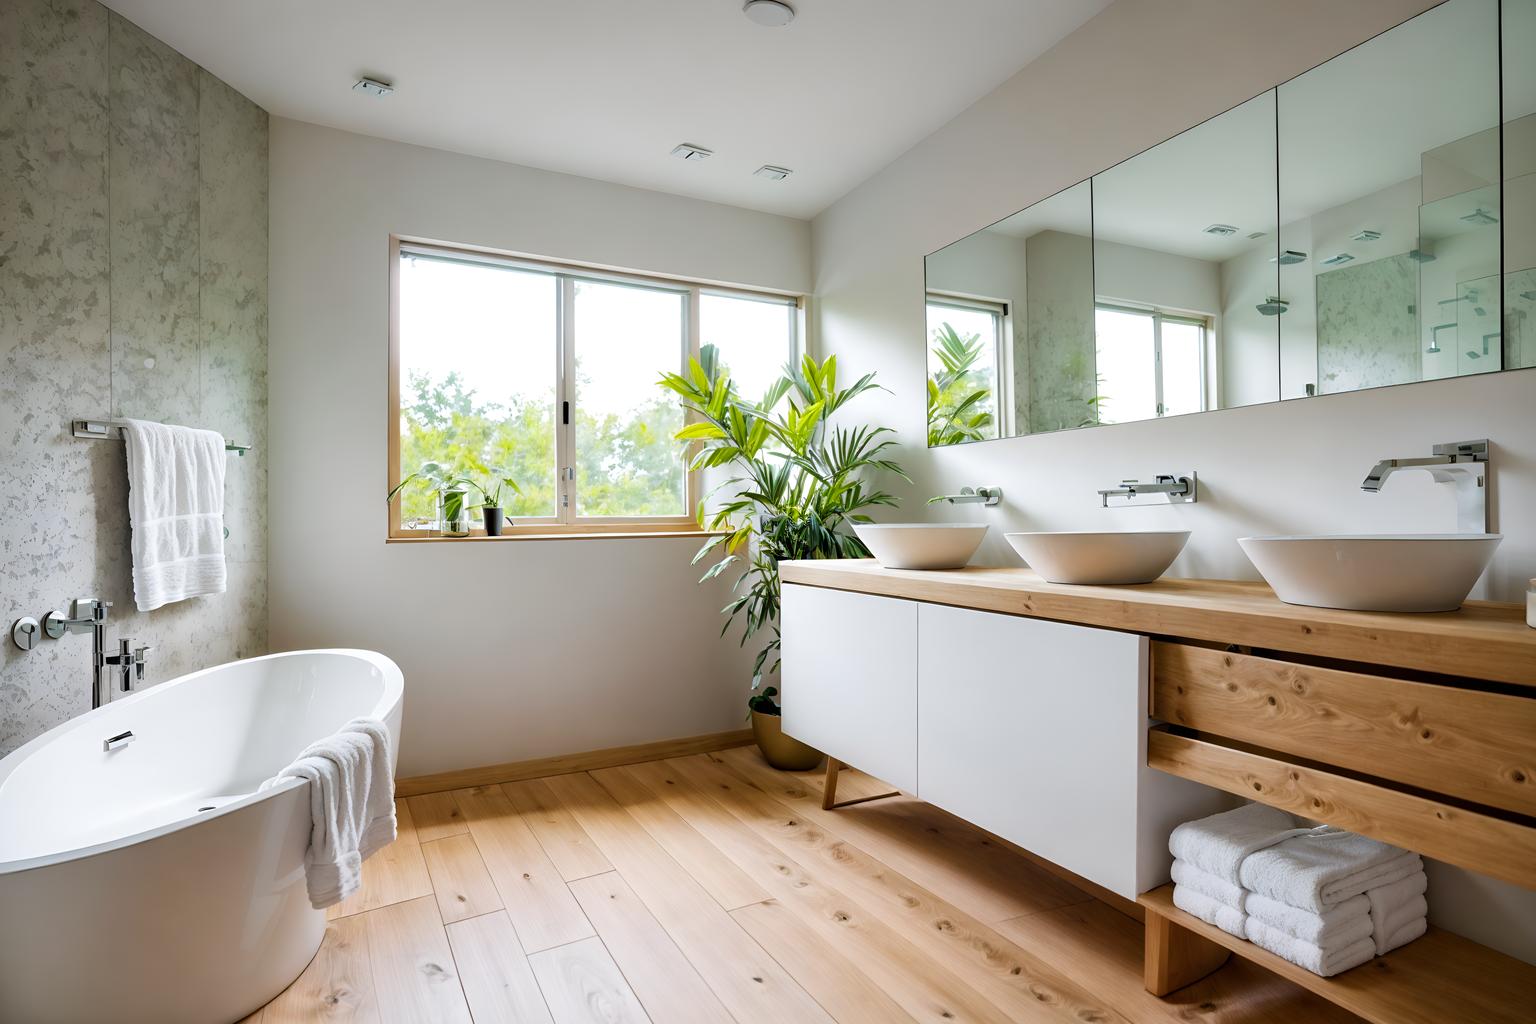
[[781, 582, 1226, 900], [916, 603, 1218, 898], [780, 584, 918, 793]]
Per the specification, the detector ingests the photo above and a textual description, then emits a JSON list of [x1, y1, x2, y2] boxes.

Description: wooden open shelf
[[1139, 884, 1536, 1024], [1146, 727, 1536, 890]]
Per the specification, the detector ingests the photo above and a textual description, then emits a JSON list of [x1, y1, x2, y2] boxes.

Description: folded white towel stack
[[1239, 826, 1423, 913], [1167, 803, 1429, 978], [262, 718, 397, 909], [120, 418, 227, 612], [1168, 801, 1311, 884], [1246, 890, 1370, 947], [1245, 917, 1377, 977]]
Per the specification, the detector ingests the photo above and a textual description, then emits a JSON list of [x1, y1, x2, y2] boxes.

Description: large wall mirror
[[924, 0, 1532, 446]]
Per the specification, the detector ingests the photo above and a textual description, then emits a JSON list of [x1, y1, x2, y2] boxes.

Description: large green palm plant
[[658, 346, 907, 699]]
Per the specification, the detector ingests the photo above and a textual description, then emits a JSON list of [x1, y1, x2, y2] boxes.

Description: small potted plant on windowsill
[[387, 460, 475, 537], [470, 474, 521, 537]]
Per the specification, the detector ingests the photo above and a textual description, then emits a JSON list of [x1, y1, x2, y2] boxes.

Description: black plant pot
[[483, 507, 505, 536]]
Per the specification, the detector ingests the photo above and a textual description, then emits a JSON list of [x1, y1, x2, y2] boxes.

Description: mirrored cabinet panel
[[1506, 0, 1536, 370], [1278, 0, 1500, 398], [1093, 91, 1278, 424], [924, 0, 1530, 446], [925, 181, 1093, 443]]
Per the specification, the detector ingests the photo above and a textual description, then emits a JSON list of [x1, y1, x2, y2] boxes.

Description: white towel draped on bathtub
[[120, 418, 227, 611], [261, 718, 397, 909]]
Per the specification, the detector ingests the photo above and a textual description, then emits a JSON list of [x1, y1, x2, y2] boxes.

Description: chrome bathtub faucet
[[40, 598, 152, 709]]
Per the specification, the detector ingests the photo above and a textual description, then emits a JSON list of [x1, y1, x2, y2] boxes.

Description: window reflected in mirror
[[923, 180, 1094, 445], [925, 298, 1003, 444], [1093, 89, 1278, 421]]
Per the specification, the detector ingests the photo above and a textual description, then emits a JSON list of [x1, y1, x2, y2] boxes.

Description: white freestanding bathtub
[[0, 649, 404, 1024]]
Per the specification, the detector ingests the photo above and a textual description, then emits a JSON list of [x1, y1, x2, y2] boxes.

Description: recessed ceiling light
[[670, 143, 714, 161], [1269, 250, 1308, 265], [743, 0, 795, 27], [1203, 223, 1238, 236], [1351, 229, 1382, 242], [1320, 252, 1355, 266], [352, 76, 394, 97], [754, 165, 792, 181]]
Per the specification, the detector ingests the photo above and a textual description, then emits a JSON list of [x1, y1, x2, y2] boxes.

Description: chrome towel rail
[[71, 419, 251, 456]]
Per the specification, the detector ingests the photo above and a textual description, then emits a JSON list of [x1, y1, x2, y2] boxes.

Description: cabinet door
[[781, 584, 918, 793], [917, 603, 1146, 897]]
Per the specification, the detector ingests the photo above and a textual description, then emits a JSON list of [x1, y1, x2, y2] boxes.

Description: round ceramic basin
[[852, 523, 989, 570], [1004, 531, 1191, 585], [1238, 534, 1502, 613]]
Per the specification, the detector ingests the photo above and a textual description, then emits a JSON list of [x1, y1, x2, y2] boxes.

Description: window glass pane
[[1094, 307, 1157, 424], [926, 302, 1000, 444], [398, 255, 558, 525], [573, 279, 686, 517], [700, 293, 795, 405], [1160, 321, 1205, 417]]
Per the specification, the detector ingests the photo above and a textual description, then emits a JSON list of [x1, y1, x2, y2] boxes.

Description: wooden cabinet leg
[[821, 757, 842, 810], [1144, 907, 1231, 996], [819, 757, 901, 810]]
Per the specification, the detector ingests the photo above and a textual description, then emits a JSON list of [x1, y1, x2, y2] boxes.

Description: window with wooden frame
[[388, 238, 802, 538]]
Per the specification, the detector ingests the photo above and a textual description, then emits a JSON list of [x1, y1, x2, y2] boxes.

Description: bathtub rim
[[0, 648, 403, 876]]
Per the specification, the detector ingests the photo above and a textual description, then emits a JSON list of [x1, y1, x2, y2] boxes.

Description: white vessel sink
[[852, 523, 988, 570], [1239, 534, 1502, 613], [1004, 531, 1190, 585]]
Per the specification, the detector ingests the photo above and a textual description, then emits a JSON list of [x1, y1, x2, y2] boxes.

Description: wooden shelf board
[[1138, 884, 1536, 1024], [779, 560, 1536, 686], [1146, 728, 1536, 890]]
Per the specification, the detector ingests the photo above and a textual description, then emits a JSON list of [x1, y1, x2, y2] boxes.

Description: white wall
[[811, 0, 1536, 962], [1094, 238, 1219, 315], [269, 118, 810, 778]]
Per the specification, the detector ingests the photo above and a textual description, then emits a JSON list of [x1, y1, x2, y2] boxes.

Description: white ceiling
[[101, 0, 1110, 219]]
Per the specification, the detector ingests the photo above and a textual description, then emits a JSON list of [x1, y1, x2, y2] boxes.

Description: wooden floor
[[242, 747, 1364, 1023]]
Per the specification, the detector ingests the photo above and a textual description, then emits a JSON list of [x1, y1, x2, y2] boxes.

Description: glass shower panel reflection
[[1278, 0, 1501, 396], [1505, 0, 1536, 368]]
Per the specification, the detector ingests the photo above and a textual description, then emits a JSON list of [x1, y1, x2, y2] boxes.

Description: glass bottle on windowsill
[[438, 487, 472, 538]]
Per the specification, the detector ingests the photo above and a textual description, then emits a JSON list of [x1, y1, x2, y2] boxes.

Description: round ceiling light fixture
[[743, 0, 795, 28]]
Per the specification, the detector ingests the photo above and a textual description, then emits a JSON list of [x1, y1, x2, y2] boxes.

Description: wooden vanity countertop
[[778, 559, 1536, 687]]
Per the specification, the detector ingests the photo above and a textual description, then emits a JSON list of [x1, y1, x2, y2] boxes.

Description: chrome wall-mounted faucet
[[40, 598, 152, 708], [1098, 474, 1198, 508], [1361, 439, 1490, 534], [929, 486, 1003, 507]]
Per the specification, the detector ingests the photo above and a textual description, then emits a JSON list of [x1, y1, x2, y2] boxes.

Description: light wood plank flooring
[[243, 749, 1365, 1023]]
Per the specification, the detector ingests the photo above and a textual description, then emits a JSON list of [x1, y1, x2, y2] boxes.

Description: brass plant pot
[[750, 710, 824, 771]]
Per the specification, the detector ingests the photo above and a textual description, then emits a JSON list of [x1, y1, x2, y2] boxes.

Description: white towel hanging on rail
[[120, 418, 227, 611]]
